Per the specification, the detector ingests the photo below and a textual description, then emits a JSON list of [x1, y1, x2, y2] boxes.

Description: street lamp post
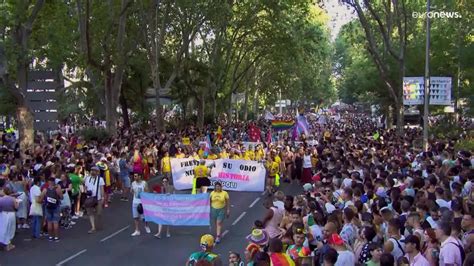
[[423, 0, 431, 151]]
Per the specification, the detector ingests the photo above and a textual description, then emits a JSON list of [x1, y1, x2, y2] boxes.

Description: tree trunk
[[253, 87, 259, 118], [197, 95, 205, 129], [154, 84, 164, 132], [243, 86, 249, 121], [386, 105, 394, 129], [16, 105, 34, 154], [119, 90, 130, 129], [210, 87, 217, 123], [104, 71, 117, 133], [395, 102, 403, 132]]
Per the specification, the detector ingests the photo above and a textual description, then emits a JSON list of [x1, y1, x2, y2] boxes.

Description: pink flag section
[[140, 192, 210, 226]]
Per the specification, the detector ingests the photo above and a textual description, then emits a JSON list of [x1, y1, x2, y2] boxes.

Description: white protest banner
[[171, 158, 265, 192], [171, 158, 216, 190], [210, 159, 265, 192]]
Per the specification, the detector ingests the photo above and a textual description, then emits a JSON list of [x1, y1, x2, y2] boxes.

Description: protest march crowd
[[0, 108, 473, 266]]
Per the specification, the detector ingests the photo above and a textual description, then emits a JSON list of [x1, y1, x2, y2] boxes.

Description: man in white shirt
[[84, 166, 105, 234], [29, 177, 42, 238], [404, 234, 430, 266], [436, 220, 463, 266]]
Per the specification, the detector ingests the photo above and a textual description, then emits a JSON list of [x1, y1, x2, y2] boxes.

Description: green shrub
[[455, 138, 474, 153], [78, 127, 110, 142]]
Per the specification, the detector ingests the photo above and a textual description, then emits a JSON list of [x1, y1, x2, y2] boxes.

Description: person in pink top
[[436, 220, 463, 266], [404, 234, 430, 266]]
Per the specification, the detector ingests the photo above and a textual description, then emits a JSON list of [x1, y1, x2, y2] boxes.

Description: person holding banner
[[153, 176, 173, 239], [130, 173, 151, 236], [193, 160, 210, 194], [210, 182, 230, 244]]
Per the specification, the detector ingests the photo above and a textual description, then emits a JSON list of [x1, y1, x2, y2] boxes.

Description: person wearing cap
[[193, 160, 210, 194], [96, 157, 111, 208], [327, 233, 355, 266], [246, 229, 269, 248], [286, 226, 311, 265], [404, 234, 430, 266], [244, 243, 261, 266], [186, 234, 222, 266], [83, 166, 105, 234]]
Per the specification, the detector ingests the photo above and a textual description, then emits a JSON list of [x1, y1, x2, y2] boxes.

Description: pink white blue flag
[[141, 193, 210, 226]]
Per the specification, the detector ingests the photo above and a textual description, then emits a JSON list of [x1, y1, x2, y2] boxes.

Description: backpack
[[448, 242, 465, 264], [45, 187, 59, 210]]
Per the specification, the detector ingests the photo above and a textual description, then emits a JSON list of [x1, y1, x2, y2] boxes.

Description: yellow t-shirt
[[255, 149, 264, 161], [208, 154, 218, 160], [219, 151, 229, 159], [175, 153, 185, 159], [311, 155, 318, 167], [275, 156, 282, 164], [231, 154, 241, 160], [194, 165, 208, 178], [198, 149, 205, 159], [266, 161, 279, 177], [161, 156, 171, 173], [210, 190, 229, 209], [245, 151, 255, 161]]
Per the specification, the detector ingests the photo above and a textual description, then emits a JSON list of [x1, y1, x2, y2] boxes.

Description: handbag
[[29, 198, 43, 216], [137, 203, 144, 215], [84, 176, 100, 208], [60, 191, 72, 209]]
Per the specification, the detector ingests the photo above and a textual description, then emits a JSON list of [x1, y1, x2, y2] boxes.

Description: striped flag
[[141, 193, 210, 226]]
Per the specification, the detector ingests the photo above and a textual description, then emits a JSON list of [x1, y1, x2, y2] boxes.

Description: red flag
[[248, 124, 261, 142]]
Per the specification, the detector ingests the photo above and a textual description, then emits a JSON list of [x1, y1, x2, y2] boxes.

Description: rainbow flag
[[270, 253, 295, 266], [271, 120, 295, 131]]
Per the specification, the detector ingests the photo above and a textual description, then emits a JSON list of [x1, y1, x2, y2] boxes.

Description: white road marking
[[232, 212, 247, 226], [56, 249, 87, 266], [249, 197, 260, 208], [100, 225, 130, 242], [222, 230, 229, 237]]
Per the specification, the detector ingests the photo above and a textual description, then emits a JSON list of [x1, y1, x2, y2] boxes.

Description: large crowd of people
[[0, 110, 473, 266]]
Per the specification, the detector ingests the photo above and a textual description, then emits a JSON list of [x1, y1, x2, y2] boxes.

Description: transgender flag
[[141, 193, 210, 226], [296, 115, 309, 135]]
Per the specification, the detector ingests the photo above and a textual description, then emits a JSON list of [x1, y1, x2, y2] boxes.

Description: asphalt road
[[1, 179, 302, 266]]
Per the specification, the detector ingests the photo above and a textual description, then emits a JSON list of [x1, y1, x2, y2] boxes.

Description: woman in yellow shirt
[[210, 182, 229, 244], [161, 152, 171, 179], [265, 154, 279, 193], [175, 148, 185, 158]]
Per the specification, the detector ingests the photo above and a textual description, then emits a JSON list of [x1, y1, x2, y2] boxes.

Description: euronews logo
[[412, 11, 462, 19]]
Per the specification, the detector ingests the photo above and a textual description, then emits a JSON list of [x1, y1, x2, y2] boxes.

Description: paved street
[[1, 180, 301, 266]]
